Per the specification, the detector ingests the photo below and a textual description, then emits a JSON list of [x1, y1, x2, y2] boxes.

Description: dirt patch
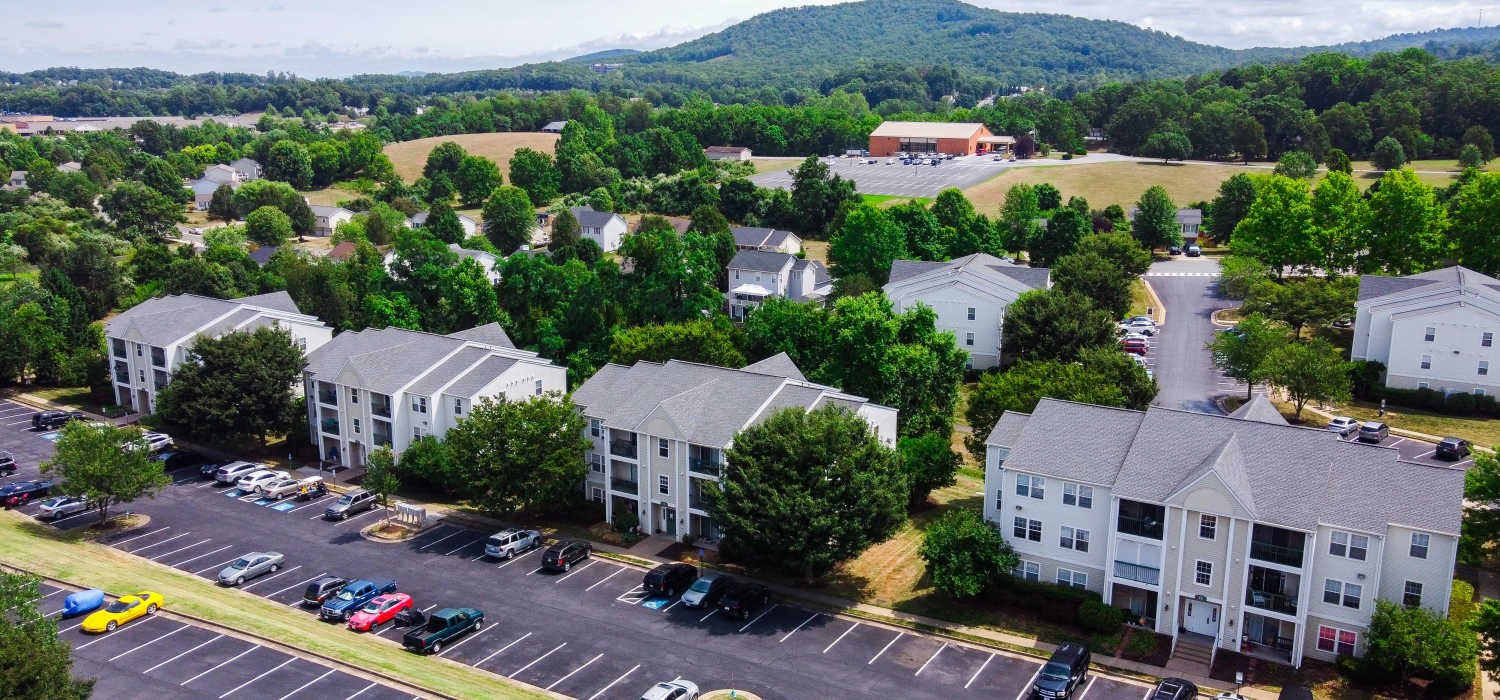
[[384, 132, 560, 183], [361, 520, 416, 542], [80, 513, 149, 538]]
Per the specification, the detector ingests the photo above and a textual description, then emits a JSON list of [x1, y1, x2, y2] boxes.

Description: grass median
[[0, 509, 549, 700]]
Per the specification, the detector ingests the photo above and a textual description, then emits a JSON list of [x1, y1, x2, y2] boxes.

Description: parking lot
[[749, 155, 1013, 198]]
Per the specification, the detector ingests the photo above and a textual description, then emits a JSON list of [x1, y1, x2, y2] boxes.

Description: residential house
[[190, 178, 223, 211], [7, 171, 26, 189], [632, 216, 690, 236], [407, 210, 479, 239], [302, 323, 565, 467], [571, 354, 898, 539], [381, 243, 501, 284], [726, 250, 829, 319], [570, 206, 628, 253], [325, 241, 359, 262], [201, 163, 238, 186], [103, 291, 333, 414], [56, 161, 82, 173], [983, 396, 1462, 668], [230, 158, 262, 181], [704, 146, 752, 161], [1127, 207, 1203, 241], [1352, 266, 1500, 396], [541, 121, 569, 133], [310, 205, 354, 237], [882, 253, 1050, 369], [731, 226, 802, 255]]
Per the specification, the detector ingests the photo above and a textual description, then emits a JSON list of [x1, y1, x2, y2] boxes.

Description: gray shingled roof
[[1004, 399, 1145, 486], [445, 355, 521, 397], [887, 260, 949, 284], [405, 346, 490, 397], [742, 352, 806, 382], [985, 410, 1032, 448], [247, 246, 279, 266], [1356, 266, 1500, 302], [1356, 275, 1439, 301], [793, 258, 830, 286], [190, 178, 221, 195], [447, 323, 513, 348], [570, 206, 619, 229], [731, 226, 780, 248], [304, 324, 539, 396], [729, 249, 795, 274], [1226, 394, 1288, 425], [886, 253, 1049, 291], [104, 291, 311, 344]]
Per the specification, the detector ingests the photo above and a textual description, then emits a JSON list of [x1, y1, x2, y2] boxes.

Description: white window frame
[[454, 398, 463, 415], [1404, 580, 1423, 608], [967, 307, 976, 321], [1015, 560, 1040, 582], [1056, 567, 1087, 589], [965, 332, 974, 346], [1424, 326, 1436, 342], [1329, 530, 1368, 561], [1060, 526, 1089, 552], [590, 418, 601, 438], [1194, 560, 1212, 586], [590, 453, 604, 473], [1481, 360, 1490, 376], [994, 489, 1002, 511], [658, 438, 669, 458], [352, 418, 360, 435], [1420, 354, 1432, 370], [1199, 514, 1217, 540], [1484, 331, 1494, 348], [349, 388, 359, 404], [658, 475, 670, 496], [412, 396, 427, 413], [1013, 517, 1042, 542], [1016, 474, 1044, 499], [1323, 578, 1361, 609], [535, 379, 544, 395], [1062, 483, 1092, 509], [1410, 533, 1430, 559], [590, 487, 604, 503]]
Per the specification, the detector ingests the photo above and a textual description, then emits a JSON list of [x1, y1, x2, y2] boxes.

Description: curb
[[1139, 277, 1167, 326]]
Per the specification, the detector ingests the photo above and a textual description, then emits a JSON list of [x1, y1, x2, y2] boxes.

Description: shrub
[[1124, 630, 1159, 659], [1073, 148, 1087, 156], [1078, 598, 1125, 633], [991, 577, 1099, 626], [1348, 360, 1385, 400], [1451, 580, 1477, 625]]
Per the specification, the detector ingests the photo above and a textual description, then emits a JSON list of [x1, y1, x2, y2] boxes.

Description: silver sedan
[[217, 551, 285, 586]]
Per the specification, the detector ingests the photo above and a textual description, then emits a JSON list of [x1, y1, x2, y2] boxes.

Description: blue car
[[63, 589, 105, 617]]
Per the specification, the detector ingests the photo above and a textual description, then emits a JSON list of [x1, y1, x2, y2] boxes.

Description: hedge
[[1349, 360, 1500, 417]]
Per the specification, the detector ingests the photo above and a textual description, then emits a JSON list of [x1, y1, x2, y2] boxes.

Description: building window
[[1199, 514, 1217, 540], [658, 438, 669, 458], [352, 418, 360, 435], [1418, 382, 1430, 390], [138, 370, 145, 382], [1013, 517, 1041, 541], [1016, 474, 1044, 499], [413, 426, 427, 440], [1324, 578, 1362, 609], [1329, 531, 1368, 560], [590, 487, 604, 503], [1194, 560, 1213, 586], [1425, 327, 1436, 342], [1484, 331, 1494, 348], [349, 388, 359, 404], [658, 475, 670, 496], [965, 332, 974, 346], [1404, 581, 1423, 608], [1062, 483, 1092, 508], [590, 454, 604, 473], [994, 490, 1002, 511], [1420, 354, 1432, 370], [1481, 361, 1490, 376], [1015, 561, 1040, 582], [1060, 526, 1089, 552], [412, 396, 427, 413], [1317, 626, 1357, 656], [1410, 533, 1430, 559], [535, 379, 543, 395], [590, 419, 601, 438], [1056, 568, 1087, 589], [967, 307, 976, 321], [136, 344, 142, 356], [454, 398, 463, 415]]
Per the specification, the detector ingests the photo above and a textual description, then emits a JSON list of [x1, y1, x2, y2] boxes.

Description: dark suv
[[1437, 437, 1471, 460], [643, 563, 697, 596], [717, 582, 770, 620], [324, 489, 376, 520], [540, 540, 591, 572], [1032, 642, 1090, 698], [1149, 678, 1198, 700], [31, 411, 84, 431], [301, 575, 350, 606], [0, 452, 15, 476]]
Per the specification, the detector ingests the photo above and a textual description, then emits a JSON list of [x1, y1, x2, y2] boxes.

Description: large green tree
[[1052, 251, 1132, 319], [829, 204, 905, 284], [42, 422, 171, 524], [1140, 130, 1191, 162], [789, 156, 859, 239], [710, 405, 907, 582], [453, 155, 501, 206], [609, 317, 745, 368], [1257, 338, 1351, 420], [1028, 207, 1087, 268], [481, 185, 536, 255], [920, 509, 1018, 598], [440, 394, 592, 515], [1205, 173, 1259, 245], [509, 148, 561, 206], [1130, 185, 1181, 251], [1075, 232, 1151, 278], [424, 201, 464, 245], [1363, 600, 1475, 693], [1001, 289, 1116, 363], [245, 205, 293, 246], [1360, 168, 1448, 275], [265, 140, 314, 189], [1205, 312, 1289, 400], [157, 326, 308, 446], [0, 572, 95, 699], [616, 222, 722, 325], [964, 357, 1134, 452], [422, 141, 467, 180], [897, 432, 959, 508], [1448, 171, 1500, 276], [1309, 171, 1365, 274], [101, 181, 184, 238], [1231, 175, 1317, 274]]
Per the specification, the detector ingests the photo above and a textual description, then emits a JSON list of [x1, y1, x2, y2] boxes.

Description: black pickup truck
[[402, 607, 483, 654], [319, 578, 397, 621]]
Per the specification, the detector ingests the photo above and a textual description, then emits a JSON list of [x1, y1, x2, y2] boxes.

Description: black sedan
[[0, 480, 55, 507], [718, 582, 770, 620]]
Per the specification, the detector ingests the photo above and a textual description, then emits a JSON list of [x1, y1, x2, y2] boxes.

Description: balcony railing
[[1117, 513, 1164, 540], [611, 477, 639, 494], [320, 418, 340, 434], [1245, 589, 1299, 616], [114, 370, 129, 384], [111, 340, 127, 358], [317, 388, 338, 406], [1113, 561, 1160, 586], [1250, 541, 1304, 568], [688, 457, 721, 477], [372, 419, 392, 448], [150, 347, 166, 368], [371, 395, 392, 419], [609, 438, 637, 459]]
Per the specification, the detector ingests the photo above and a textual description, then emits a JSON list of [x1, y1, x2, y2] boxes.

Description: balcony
[[316, 381, 338, 406], [320, 407, 340, 435], [609, 434, 638, 460], [1250, 525, 1306, 567], [611, 476, 639, 494], [1246, 588, 1299, 616], [688, 445, 722, 477], [150, 346, 166, 368], [371, 393, 392, 419], [1117, 500, 1165, 540], [689, 479, 715, 510], [153, 370, 168, 392], [371, 419, 392, 448], [111, 339, 126, 358], [114, 369, 129, 384], [1113, 561, 1160, 586], [688, 457, 721, 477]]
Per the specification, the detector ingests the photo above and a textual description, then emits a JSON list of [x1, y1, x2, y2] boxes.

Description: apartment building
[[983, 396, 1462, 667], [103, 292, 333, 414], [301, 323, 565, 468], [570, 353, 898, 542], [1352, 266, 1500, 396], [882, 253, 1050, 369]]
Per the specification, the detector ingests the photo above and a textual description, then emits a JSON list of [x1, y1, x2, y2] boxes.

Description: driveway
[[1144, 257, 1241, 414]]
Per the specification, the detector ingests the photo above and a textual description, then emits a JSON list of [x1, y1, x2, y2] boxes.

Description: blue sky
[[4, 0, 1495, 77]]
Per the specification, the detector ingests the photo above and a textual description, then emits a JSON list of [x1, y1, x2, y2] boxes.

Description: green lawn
[[862, 193, 931, 207], [19, 386, 125, 417]]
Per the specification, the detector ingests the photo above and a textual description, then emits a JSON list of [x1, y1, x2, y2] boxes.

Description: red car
[[1121, 338, 1149, 356], [346, 592, 412, 631]]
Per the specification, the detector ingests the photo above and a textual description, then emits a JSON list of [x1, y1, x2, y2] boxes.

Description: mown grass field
[[963, 161, 1245, 212], [749, 157, 804, 174], [384, 132, 560, 183]]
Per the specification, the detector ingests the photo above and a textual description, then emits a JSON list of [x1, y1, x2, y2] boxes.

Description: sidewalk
[[6, 390, 135, 427]]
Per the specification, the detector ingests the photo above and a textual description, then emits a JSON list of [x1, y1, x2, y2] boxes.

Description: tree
[[1459, 144, 1485, 169], [1075, 232, 1151, 278], [424, 201, 464, 244], [548, 208, 581, 252], [963, 358, 1130, 452], [897, 432, 959, 508], [422, 141, 467, 180], [609, 317, 746, 367], [1205, 312, 1289, 399], [617, 226, 722, 324], [265, 140, 314, 189], [1463, 124, 1496, 162], [1053, 251, 1132, 318], [789, 156, 859, 239], [1231, 175, 1317, 274], [998, 183, 1041, 252], [1243, 277, 1357, 338], [508, 148, 560, 206], [1309, 172, 1365, 274], [362, 447, 401, 522], [42, 422, 171, 524], [710, 405, 907, 582], [1364, 600, 1476, 693], [1324, 148, 1353, 174], [1002, 289, 1116, 363], [0, 571, 95, 699], [1130, 185, 1181, 251], [1027, 207, 1087, 268], [141, 158, 189, 202], [1140, 131, 1191, 162], [1372, 136, 1407, 171], [453, 155, 501, 206], [245, 205, 293, 247], [1450, 172, 1500, 276], [208, 184, 236, 221], [1258, 338, 1350, 420], [440, 394, 590, 515], [1230, 115, 1267, 163], [424, 172, 454, 204], [1034, 183, 1062, 211], [919, 509, 1017, 598], [101, 181, 184, 237], [1205, 173, 1258, 245], [1273, 151, 1317, 179], [829, 204, 905, 284], [1464, 450, 1500, 566], [1361, 168, 1449, 275], [482, 185, 535, 255], [157, 326, 308, 446]]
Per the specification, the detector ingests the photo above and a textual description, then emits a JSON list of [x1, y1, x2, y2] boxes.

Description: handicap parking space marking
[[224, 488, 249, 499], [39, 431, 62, 441], [616, 585, 649, 605], [586, 663, 639, 700], [251, 497, 279, 506], [269, 501, 297, 512], [640, 597, 671, 611]]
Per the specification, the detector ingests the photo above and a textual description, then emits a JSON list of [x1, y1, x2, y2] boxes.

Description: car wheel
[[564, 561, 571, 572], [474, 620, 482, 630], [430, 641, 442, 654], [269, 564, 279, 573], [235, 576, 244, 586], [106, 620, 117, 631], [147, 604, 157, 614]]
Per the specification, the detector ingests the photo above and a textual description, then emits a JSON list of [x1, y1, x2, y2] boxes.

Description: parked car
[[214, 461, 263, 485], [1437, 437, 1471, 460], [31, 410, 84, 430], [1326, 416, 1361, 437], [484, 528, 541, 560], [1121, 338, 1150, 356], [1032, 641, 1090, 698], [62, 589, 105, 617], [643, 563, 697, 597], [681, 573, 733, 609], [541, 540, 591, 572], [402, 607, 483, 654], [136, 432, 173, 452], [257, 478, 303, 500], [1149, 678, 1199, 700], [36, 495, 88, 520], [1332, 317, 1353, 328], [1357, 421, 1390, 443], [1118, 329, 1151, 343], [236, 469, 289, 491], [197, 460, 224, 480], [158, 450, 208, 473], [0, 452, 15, 476], [301, 575, 350, 606], [1185, 244, 1202, 257], [641, 680, 700, 700], [324, 489, 377, 520], [294, 476, 327, 500], [321, 578, 398, 621], [1167, 245, 1182, 255], [347, 592, 413, 631], [1, 479, 54, 507], [81, 591, 163, 633], [717, 582, 770, 620], [217, 551, 285, 586], [1125, 316, 1157, 331]]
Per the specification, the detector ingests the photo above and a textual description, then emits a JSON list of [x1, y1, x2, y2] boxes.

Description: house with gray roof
[[103, 291, 333, 414], [1126, 207, 1202, 240], [406, 210, 479, 239], [571, 354, 898, 540], [725, 250, 829, 319], [730, 226, 801, 255], [7, 171, 26, 189], [541, 120, 569, 133], [201, 163, 238, 186], [882, 253, 1050, 369], [569, 206, 627, 253], [310, 205, 354, 237], [189, 178, 225, 211], [229, 157, 261, 181], [983, 396, 1463, 669], [302, 322, 564, 468], [1353, 266, 1500, 397]]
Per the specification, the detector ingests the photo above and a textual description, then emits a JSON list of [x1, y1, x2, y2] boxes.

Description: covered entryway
[[1181, 598, 1220, 637], [662, 506, 677, 537]]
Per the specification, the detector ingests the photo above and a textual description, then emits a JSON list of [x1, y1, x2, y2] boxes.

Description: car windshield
[[231, 559, 250, 569], [336, 590, 355, 601], [688, 578, 714, 593], [425, 616, 449, 632], [361, 601, 382, 613], [104, 600, 135, 613], [1039, 662, 1072, 681], [338, 494, 354, 504]]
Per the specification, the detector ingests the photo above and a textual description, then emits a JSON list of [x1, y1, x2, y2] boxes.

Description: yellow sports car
[[81, 591, 164, 633]]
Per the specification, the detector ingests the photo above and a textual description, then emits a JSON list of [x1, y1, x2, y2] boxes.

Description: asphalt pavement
[[1144, 257, 1240, 414]]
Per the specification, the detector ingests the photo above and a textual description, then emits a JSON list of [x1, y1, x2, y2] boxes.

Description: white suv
[[1326, 416, 1360, 438]]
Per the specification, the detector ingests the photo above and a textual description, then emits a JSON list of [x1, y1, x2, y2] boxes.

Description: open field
[[964, 161, 1240, 211], [384, 132, 560, 183], [749, 157, 804, 174], [803, 240, 829, 266], [299, 186, 362, 207]]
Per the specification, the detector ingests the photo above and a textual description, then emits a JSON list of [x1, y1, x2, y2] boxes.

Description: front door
[[663, 507, 677, 536], [1182, 599, 1220, 637]]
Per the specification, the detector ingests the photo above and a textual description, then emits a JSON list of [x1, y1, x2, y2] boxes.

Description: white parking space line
[[615, 585, 648, 604], [868, 631, 903, 665], [475, 631, 532, 667], [108, 623, 187, 661], [145, 634, 222, 673], [1077, 675, 1099, 699], [333, 508, 383, 526], [436, 621, 494, 657], [1015, 663, 1045, 700], [556, 560, 596, 583], [195, 556, 242, 575], [443, 536, 482, 556], [172, 545, 231, 568], [150, 538, 212, 561], [737, 603, 777, 633], [964, 652, 994, 688], [241, 565, 302, 590], [588, 664, 639, 700], [267, 572, 326, 599], [495, 554, 530, 571], [416, 527, 461, 551], [914, 642, 946, 676], [1415, 449, 1437, 461], [75, 614, 161, 649], [525, 566, 544, 576], [128, 531, 192, 553], [219, 657, 295, 697], [1138, 685, 1153, 700], [698, 608, 718, 623], [46, 510, 98, 526], [512, 642, 566, 676], [546, 653, 604, 691], [661, 599, 682, 613], [1387, 437, 1408, 448], [584, 567, 624, 591], [278, 668, 334, 700], [824, 621, 858, 653], [60, 619, 88, 633], [4, 419, 31, 426], [113, 526, 171, 546], [345, 682, 376, 700], [180, 645, 256, 685], [779, 613, 819, 643], [289, 495, 335, 513]]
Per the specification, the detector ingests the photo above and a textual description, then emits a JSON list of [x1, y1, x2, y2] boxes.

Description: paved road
[[1144, 257, 1241, 415]]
